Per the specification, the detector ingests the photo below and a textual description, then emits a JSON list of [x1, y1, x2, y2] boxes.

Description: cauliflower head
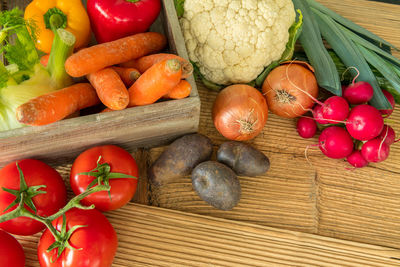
[[180, 0, 296, 85]]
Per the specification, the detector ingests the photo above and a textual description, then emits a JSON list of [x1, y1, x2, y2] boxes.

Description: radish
[[380, 89, 395, 117], [377, 124, 396, 145], [343, 81, 374, 104], [319, 126, 354, 159], [346, 104, 384, 141], [297, 117, 317, 138], [346, 150, 368, 168], [321, 96, 349, 122], [313, 105, 330, 124], [361, 138, 390, 163]]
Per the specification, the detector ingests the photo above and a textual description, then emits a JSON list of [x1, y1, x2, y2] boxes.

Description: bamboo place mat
[[147, 0, 400, 250], [16, 203, 400, 267]]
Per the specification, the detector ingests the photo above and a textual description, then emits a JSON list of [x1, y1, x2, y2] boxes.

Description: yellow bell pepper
[[24, 0, 91, 54]]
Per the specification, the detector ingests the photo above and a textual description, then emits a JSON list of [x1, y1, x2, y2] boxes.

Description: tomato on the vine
[[0, 229, 25, 267], [0, 159, 67, 235], [38, 208, 118, 267], [70, 145, 138, 211]]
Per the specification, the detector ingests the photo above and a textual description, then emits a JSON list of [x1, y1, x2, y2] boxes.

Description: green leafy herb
[[174, 0, 185, 18]]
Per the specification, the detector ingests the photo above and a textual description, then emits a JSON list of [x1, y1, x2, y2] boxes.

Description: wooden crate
[[0, 0, 200, 167]]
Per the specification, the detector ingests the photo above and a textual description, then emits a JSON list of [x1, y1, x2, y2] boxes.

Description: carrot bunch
[[16, 32, 193, 126]]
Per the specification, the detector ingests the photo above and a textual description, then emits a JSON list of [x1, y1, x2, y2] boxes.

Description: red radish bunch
[[296, 80, 397, 169]]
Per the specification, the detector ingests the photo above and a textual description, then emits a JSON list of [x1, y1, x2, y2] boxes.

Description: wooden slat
[[0, 0, 200, 167], [14, 203, 400, 267], [149, 0, 400, 250]]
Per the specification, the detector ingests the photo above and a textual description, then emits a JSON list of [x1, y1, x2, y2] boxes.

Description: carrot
[[129, 59, 182, 106], [100, 107, 114, 113], [65, 32, 167, 77], [40, 54, 49, 67], [163, 80, 192, 99], [120, 53, 180, 72], [87, 68, 129, 110], [120, 53, 193, 78], [111, 66, 141, 87], [16, 83, 100, 126]]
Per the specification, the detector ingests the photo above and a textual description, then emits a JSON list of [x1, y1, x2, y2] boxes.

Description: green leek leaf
[[313, 9, 391, 110], [336, 23, 400, 68], [292, 0, 341, 95], [306, 0, 398, 51]]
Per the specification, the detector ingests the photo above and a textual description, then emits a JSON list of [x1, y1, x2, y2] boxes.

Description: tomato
[[70, 145, 138, 211], [0, 159, 67, 236], [38, 208, 118, 267], [0, 229, 25, 267]]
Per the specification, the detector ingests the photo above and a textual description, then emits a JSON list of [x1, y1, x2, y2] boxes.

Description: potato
[[148, 133, 213, 186], [192, 161, 241, 210], [216, 141, 270, 176]]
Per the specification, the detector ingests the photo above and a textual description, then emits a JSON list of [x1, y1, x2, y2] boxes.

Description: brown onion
[[262, 62, 318, 118], [212, 84, 268, 141]]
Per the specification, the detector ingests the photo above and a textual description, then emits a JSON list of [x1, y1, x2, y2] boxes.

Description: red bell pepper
[[87, 0, 161, 43]]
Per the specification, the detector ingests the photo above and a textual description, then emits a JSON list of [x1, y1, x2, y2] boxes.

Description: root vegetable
[[192, 161, 241, 211], [297, 117, 317, 138], [378, 125, 396, 145], [262, 63, 318, 118], [361, 138, 390, 163], [319, 126, 354, 159], [346, 150, 368, 168], [320, 96, 349, 123], [346, 104, 384, 141], [380, 89, 395, 117], [343, 81, 374, 104], [212, 84, 268, 141], [148, 134, 213, 186], [216, 141, 270, 176]]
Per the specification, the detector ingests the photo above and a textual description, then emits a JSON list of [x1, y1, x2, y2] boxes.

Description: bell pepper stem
[[46, 28, 76, 89]]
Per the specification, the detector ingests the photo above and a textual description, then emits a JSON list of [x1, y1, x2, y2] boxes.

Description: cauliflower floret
[[180, 0, 296, 85]]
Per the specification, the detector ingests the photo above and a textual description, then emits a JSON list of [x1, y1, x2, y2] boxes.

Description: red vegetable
[[320, 96, 349, 123], [212, 84, 268, 141], [319, 126, 354, 159], [361, 138, 390, 163], [343, 81, 374, 104], [380, 89, 395, 117], [378, 124, 396, 146], [0, 159, 67, 236], [38, 208, 118, 267], [0, 229, 25, 267], [346, 150, 368, 168], [297, 117, 317, 139], [346, 104, 384, 141], [87, 0, 161, 43], [70, 145, 138, 211]]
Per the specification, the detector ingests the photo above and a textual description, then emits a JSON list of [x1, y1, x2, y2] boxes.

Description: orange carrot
[[163, 80, 192, 99], [120, 53, 193, 79], [87, 68, 129, 110], [65, 32, 167, 77], [120, 53, 182, 73], [128, 59, 182, 106], [111, 66, 141, 87], [16, 83, 100, 126], [40, 54, 49, 67], [100, 107, 114, 113]]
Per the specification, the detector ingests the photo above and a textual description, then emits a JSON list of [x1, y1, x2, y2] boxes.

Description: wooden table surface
[[12, 0, 400, 266], [145, 0, 400, 250]]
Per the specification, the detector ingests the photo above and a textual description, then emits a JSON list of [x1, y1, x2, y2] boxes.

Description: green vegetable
[[313, 9, 390, 109], [0, 8, 75, 131], [174, 0, 185, 18], [305, 0, 398, 51], [292, 0, 341, 96], [255, 9, 303, 88]]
